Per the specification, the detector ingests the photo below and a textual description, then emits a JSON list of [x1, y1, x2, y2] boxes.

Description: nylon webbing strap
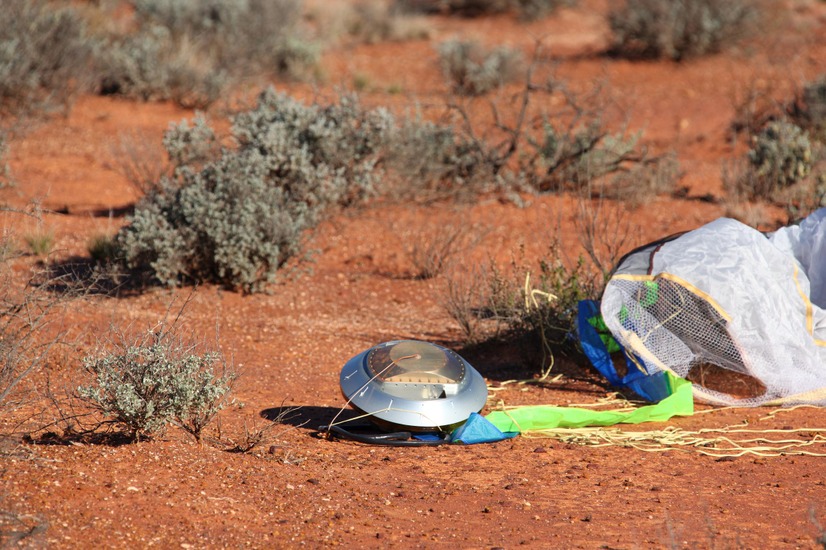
[[485, 374, 693, 433]]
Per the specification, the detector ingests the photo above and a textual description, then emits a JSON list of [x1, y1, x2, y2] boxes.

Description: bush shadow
[[33, 257, 146, 298], [260, 405, 360, 433]]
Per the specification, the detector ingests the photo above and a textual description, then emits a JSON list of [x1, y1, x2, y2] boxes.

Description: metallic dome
[[339, 340, 488, 432]]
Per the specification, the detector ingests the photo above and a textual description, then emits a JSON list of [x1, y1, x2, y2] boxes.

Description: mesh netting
[[601, 210, 826, 406], [602, 277, 769, 405]]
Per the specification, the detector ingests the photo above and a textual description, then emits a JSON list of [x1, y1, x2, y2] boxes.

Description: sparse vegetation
[[96, 0, 318, 107], [108, 128, 171, 197], [0, 236, 62, 417], [386, 115, 487, 196], [445, 242, 597, 374], [340, 0, 432, 44], [23, 231, 54, 258], [528, 121, 675, 197], [748, 121, 813, 191], [435, 54, 679, 199], [725, 120, 816, 204], [1, 0, 824, 544], [77, 321, 236, 442], [87, 233, 121, 265], [791, 76, 826, 141], [0, 0, 96, 115], [608, 0, 760, 61], [404, 220, 483, 280], [117, 88, 395, 292], [438, 39, 524, 96]]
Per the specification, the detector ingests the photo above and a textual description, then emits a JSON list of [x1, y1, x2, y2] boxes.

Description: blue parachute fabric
[[577, 300, 672, 403], [450, 412, 518, 444]]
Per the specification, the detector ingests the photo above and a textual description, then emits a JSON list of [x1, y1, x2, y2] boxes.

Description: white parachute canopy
[[601, 208, 826, 406]]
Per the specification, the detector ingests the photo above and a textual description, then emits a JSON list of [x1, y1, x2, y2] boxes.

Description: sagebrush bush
[[608, 0, 760, 61], [537, 123, 642, 186], [133, 0, 318, 78], [387, 116, 489, 195], [523, 118, 677, 198], [0, 0, 95, 114], [342, 0, 432, 44], [98, 26, 228, 108], [97, 0, 318, 107], [512, 0, 572, 21], [438, 39, 524, 96], [117, 88, 394, 292], [746, 121, 813, 198], [77, 325, 236, 441], [791, 77, 826, 140]]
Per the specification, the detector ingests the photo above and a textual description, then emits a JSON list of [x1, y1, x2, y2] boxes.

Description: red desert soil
[[3, 1, 826, 547]]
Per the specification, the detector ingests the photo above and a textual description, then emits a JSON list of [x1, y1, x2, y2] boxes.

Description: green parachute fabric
[[485, 373, 693, 433]]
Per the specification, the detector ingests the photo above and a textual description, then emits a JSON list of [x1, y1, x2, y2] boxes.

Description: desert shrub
[[97, 0, 318, 107], [23, 231, 54, 258], [430, 53, 678, 199], [445, 246, 596, 375], [744, 121, 813, 199], [108, 128, 172, 197], [535, 123, 643, 187], [97, 27, 228, 108], [117, 88, 395, 292], [608, 0, 760, 61], [342, 0, 432, 44], [0, 0, 96, 115], [512, 0, 572, 21], [791, 77, 826, 140], [401, 219, 484, 279], [439, 39, 524, 95], [77, 324, 236, 442], [0, 241, 59, 416], [387, 116, 490, 195], [87, 234, 121, 265], [132, 0, 318, 79], [519, 117, 677, 198]]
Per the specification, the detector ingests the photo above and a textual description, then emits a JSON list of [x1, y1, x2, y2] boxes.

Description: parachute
[[599, 208, 826, 406]]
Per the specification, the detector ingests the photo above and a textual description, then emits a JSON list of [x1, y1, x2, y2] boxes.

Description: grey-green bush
[[77, 327, 236, 442], [791, 77, 826, 140], [132, 0, 317, 78], [438, 39, 524, 95], [523, 118, 676, 199], [746, 121, 812, 198], [512, 0, 571, 21], [98, 26, 227, 108], [387, 117, 488, 194], [117, 88, 394, 292], [0, 0, 95, 114], [608, 0, 759, 61], [343, 0, 432, 44], [98, 0, 318, 106]]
